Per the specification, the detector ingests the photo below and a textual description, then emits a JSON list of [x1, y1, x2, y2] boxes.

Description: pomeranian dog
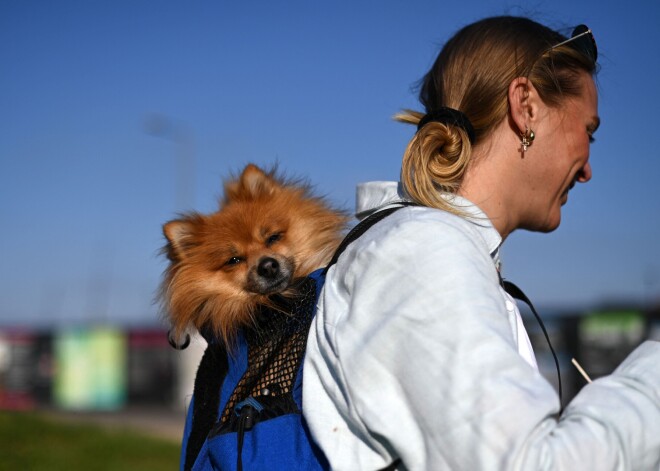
[[160, 164, 348, 348]]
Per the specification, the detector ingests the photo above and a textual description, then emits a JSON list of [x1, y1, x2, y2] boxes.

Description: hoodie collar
[[355, 181, 502, 262]]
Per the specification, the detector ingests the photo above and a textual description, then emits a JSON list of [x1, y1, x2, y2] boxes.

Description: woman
[[303, 16, 660, 470]]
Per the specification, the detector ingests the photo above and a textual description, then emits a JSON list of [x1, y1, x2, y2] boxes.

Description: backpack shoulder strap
[[183, 340, 229, 471], [323, 202, 416, 274]]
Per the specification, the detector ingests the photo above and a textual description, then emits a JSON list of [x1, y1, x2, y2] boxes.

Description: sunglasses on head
[[550, 24, 598, 63]]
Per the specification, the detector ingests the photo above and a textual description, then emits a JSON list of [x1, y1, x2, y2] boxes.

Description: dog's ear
[[163, 219, 199, 261], [225, 164, 278, 202]]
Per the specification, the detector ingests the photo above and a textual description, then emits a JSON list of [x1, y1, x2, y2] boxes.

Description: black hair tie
[[417, 107, 476, 144]]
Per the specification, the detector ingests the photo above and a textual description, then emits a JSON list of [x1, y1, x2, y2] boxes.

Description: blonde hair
[[398, 16, 597, 213]]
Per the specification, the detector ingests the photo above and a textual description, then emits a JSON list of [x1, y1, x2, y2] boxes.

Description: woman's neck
[[458, 127, 521, 241]]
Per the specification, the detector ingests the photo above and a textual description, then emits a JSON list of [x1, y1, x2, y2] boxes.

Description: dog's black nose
[[257, 257, 280, 279]]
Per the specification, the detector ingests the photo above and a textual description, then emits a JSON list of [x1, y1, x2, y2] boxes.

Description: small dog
[[160, 164, 348, 348]]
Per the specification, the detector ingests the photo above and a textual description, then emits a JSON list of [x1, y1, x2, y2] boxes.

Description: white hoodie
[[303, 181, 660, 470]]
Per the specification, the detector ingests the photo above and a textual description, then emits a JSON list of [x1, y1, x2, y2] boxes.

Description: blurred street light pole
[[144, 114, 196, 212], [145, 115, 203, 410]]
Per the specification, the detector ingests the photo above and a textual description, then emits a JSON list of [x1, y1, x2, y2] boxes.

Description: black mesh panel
[[215, 276, 318, 432]]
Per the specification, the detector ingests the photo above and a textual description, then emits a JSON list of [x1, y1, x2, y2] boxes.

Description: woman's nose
[[577, 161, 592, 183]]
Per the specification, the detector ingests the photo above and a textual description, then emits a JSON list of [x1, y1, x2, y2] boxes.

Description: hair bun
[[417, 107, 476, 144]]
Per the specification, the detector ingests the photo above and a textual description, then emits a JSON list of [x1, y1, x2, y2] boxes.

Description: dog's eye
[[266, 232, 283, 247], [224, 256, 243, 267]]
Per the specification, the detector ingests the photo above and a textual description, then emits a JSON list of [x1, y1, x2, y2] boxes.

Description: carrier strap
[[184, 340, 229, 471], [324, 202, 417, 274]]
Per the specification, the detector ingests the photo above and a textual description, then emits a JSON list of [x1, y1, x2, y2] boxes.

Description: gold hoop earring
[[521, 128, 535, 152]]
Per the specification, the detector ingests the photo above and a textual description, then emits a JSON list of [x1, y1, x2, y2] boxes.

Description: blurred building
[[0, 326, 204, 413]]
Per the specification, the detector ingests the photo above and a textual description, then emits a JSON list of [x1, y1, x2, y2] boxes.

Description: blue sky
[[2, 1, 659, 328]]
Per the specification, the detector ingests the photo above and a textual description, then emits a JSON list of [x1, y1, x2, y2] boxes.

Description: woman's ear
[[508, 77, 541, 134]]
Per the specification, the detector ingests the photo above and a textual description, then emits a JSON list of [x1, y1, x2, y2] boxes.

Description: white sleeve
[[303, 213, 660, 470]]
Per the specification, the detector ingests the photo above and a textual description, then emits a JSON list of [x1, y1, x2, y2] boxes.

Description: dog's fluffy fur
[[160, 164, 348, 347]]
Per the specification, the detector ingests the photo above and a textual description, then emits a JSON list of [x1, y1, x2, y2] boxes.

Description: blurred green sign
[[54, 328, 126, 410]]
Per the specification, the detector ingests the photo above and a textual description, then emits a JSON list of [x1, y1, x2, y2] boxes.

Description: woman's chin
[[526, 208, 562, 233]]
